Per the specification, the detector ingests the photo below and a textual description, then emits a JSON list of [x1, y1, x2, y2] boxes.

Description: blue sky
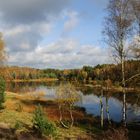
[[0, 0, 110, 69]]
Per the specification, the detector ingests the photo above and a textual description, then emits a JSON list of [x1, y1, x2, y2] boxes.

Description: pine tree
[[0, 76, 5, 109]]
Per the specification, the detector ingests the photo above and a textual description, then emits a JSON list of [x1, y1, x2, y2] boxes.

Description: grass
[[7, 78, 58, 83], [56, 126, 94, 140], [0, 108, 92, 139], [0, 91, 134, 140], [0, 91, 96, 139], [0, 109, 32, 129]]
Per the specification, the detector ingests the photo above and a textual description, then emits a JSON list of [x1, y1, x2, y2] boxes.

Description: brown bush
[[103, 127, 128, 140]]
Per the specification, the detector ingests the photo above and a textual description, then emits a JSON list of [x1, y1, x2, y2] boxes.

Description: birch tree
[[56, 83, 81, 128], [103, 0, 132, 125]]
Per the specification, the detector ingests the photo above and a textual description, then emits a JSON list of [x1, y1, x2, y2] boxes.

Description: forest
[[0, 60, 140, 89]]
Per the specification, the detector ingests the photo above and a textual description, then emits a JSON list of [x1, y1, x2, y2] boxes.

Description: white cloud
[[38, 38, 78, 54], [4, 25, 30, 36], [1, 22, 53, 53], [64, 11, 79, 32], [0, 0, 70, 54], [8, 39, 110, 69], [0, 0, 110, 69], [3, 22, 52, 37]]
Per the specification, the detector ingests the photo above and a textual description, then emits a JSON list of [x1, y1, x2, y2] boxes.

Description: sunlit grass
[[0, 91, 102, 139], [0, 109, 32, 131]]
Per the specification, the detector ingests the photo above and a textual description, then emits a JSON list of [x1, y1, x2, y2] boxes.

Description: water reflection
[[100, 89, 104, 127], [105, 95, 111, 124], [78, 94, 123, 122], [6, 82, 140, 123]]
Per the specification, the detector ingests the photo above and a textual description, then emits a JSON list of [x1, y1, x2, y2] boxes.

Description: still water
[[6, 81, 140, 124]]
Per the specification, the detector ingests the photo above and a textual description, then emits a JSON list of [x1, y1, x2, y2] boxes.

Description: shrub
[[104, 128, 128, 140], [14, 121, 24, 130], [33, 104, 56, 137], [0, 76, 5, 109], [56, 83, 81, 128], [15, 102, 23, 112]]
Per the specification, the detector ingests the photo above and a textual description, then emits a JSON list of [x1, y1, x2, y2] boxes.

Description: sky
[[0, 0, 111, 69]]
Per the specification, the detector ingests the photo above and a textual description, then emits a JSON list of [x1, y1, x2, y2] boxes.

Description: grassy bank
[[0, 91, 138, 140], [6, 78, 58, 83], [0, 91, 99, 139], [82, 83, 140, 93]]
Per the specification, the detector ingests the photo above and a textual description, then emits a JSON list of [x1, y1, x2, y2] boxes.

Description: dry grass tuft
[[103, 127, 128, 140]]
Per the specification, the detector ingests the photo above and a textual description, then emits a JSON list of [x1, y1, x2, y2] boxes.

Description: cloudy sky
[[0, 0, 110, 69]]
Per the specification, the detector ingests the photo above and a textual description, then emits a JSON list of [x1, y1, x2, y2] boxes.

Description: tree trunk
[[69, 105, 74, 127], [138, 20, 140, 37], [59, 105, 69, 129], [106, 96, 111, 124], [121, 57, 127, 126], [100, 89, 104, 128]]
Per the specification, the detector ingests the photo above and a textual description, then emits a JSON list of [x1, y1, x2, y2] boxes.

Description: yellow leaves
[[63, 69, 71, 76], [56, 83, 81, 104], [0, 32, 5, 51], [0, 32, 6, 65]]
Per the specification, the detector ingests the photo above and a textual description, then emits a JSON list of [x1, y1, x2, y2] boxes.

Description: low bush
[[15, 102, 23, 112], [103, 127, 128, 140], [32, 104, 57, 137], [14, 120, 24, 130]]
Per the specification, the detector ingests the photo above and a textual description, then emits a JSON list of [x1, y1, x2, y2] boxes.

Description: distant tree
[[0, 33, 6, 66], [0, 33, 6, 109], [0, 76, 5, 109], [19, 73, 26, 79], [28, 72, 33, 79], [0, 33, 6, 78], [48, 73, 57, 78], [12, 72, 16, 79], [83, 66, 94, 80], [77, 70, 87, 83]]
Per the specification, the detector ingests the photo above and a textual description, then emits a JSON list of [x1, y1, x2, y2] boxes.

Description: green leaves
[[33, 104, 56, 137], [0, 76, 5, 109]]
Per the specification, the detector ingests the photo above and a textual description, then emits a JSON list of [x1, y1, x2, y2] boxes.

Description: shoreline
[[5, 79, 140, 93], [83, 84, 140, 93], [6, 78, 58, 83], [3, 90, 140, 139]]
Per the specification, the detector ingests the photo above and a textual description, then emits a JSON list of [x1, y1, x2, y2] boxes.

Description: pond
[[6, 81, 140, 124]]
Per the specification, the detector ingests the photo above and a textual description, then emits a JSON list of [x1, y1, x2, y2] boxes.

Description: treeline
[[0, 66, 40, 80], [55, 60, 139, 87], [1, 60, 139, 87]]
